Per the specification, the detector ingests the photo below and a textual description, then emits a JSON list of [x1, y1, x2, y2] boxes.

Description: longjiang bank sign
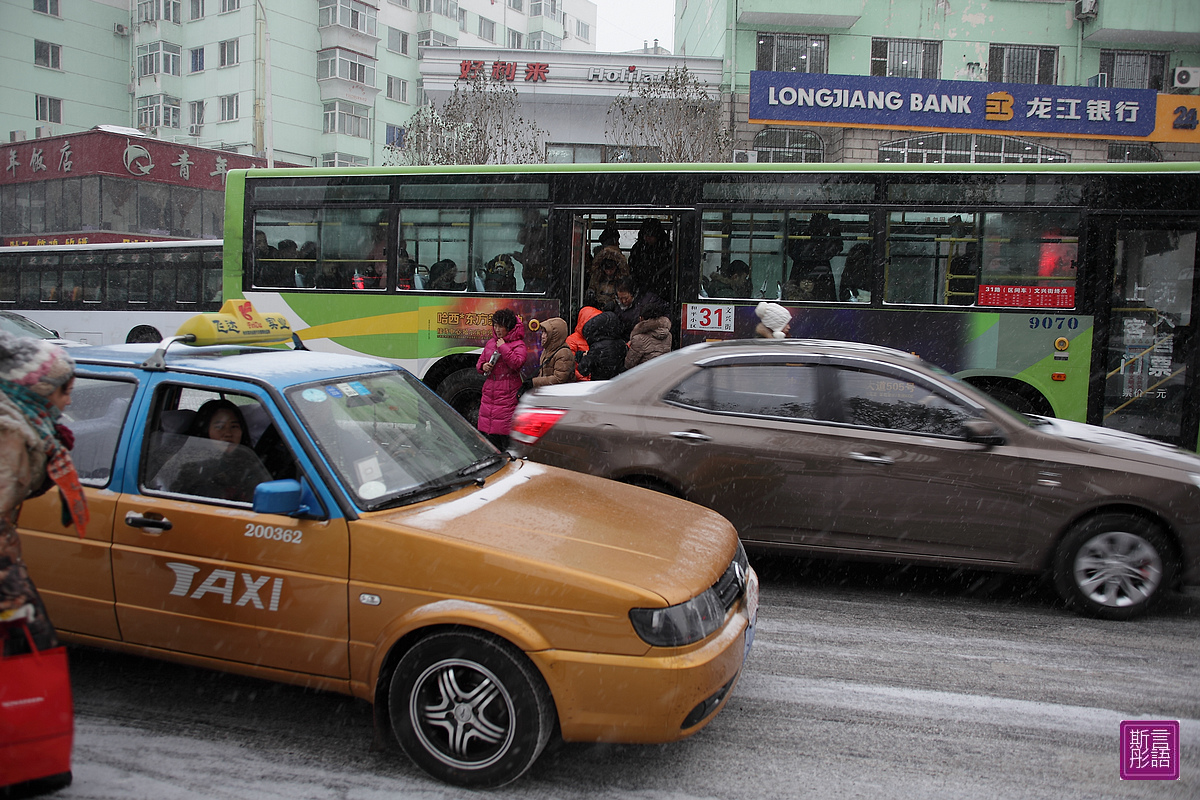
[[749, 71, 1200, 143]]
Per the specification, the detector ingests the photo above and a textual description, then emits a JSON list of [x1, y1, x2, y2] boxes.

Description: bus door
[[562, 209, 695, 332], [1092, 217, 1199, 449]]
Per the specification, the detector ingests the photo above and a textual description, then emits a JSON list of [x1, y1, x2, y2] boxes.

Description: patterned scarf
[[1, 378, 89, 538]]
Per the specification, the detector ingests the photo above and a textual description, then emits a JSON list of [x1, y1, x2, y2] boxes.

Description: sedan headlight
[[629, 543, 750, 648], [1190, 473, 1200, 490]]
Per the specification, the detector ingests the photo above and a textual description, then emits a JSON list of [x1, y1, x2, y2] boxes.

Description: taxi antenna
[[291, 332, 310, 351]]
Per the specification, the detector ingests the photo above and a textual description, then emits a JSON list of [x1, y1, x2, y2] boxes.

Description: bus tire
[[1051, 513, 1176, 620], [126, 325, 162, 344], [388, 630, 555, 788], [437, 368, 484, 427], [977, 382, 1051, 417]]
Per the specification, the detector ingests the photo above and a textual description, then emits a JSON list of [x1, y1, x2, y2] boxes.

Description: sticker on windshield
[[337, 382, 360, 397], [324, 384, 344, 398], [301, 388, 328, 403], [358, 480, 386, 500], [349, 381, 370, 397], [355, 456, 383, 484]]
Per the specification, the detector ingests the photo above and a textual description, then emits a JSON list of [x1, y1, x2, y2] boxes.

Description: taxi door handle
[[670, 430, 711, 443], [849, 451, 893, 466], [125, 511, 173, 532]]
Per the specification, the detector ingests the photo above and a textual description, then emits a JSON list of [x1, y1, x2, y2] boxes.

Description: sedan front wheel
[[1052, 513, 1175, 620]]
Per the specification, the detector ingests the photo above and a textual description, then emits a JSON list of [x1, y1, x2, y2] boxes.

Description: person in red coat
[[475, 308, 526, 451]]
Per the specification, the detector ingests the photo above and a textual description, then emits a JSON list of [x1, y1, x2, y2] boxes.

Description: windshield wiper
[[458, 453, 505, 478], [366, 457, 505, 511]]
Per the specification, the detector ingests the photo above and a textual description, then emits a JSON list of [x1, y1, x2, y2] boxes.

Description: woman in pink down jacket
[[475, 308, 526, 451]]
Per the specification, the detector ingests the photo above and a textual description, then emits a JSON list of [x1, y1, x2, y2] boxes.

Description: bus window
[[701, 210, 870, 302], [885, 211, 1079, 307], [253, 208, 385, 290]]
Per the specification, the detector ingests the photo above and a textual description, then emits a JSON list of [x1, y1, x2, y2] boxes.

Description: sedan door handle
[[669, 430, 712, 443], [849, 451, 894, 466], [124, 511, 173, 532]]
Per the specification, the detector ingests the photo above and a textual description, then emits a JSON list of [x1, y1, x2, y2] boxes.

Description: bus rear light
[[1051, 372, 1067, 381], [511, 407, 567, 445]]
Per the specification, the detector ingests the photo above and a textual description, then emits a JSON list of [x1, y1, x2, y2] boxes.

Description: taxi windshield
[[285, 370, 502, 510]]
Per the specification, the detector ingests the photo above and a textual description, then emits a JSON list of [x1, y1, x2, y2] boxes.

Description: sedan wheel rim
[[410, 658, 516, 770], [1073, 530, 1163, 608]]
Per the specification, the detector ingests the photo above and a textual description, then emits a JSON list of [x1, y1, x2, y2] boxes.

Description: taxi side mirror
[[253, 479, 320, 518], [961, 418, 1006, 449]]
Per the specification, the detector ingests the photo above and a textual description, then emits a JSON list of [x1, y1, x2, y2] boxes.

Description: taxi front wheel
[[388, 630, 556, 788]]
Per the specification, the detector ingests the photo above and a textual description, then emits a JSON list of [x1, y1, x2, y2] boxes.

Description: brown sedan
[[511, 339, 1200, 620]]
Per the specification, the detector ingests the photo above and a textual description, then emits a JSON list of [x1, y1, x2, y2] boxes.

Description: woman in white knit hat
[[0, 332, 87, 653], [755, 301, 793, 339]]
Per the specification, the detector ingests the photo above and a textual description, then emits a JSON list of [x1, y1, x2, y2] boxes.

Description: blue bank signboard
[[748, 71, 1158, 140]]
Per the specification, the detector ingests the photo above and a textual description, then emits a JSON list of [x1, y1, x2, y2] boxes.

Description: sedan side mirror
[[961, 418, 1006, 448]]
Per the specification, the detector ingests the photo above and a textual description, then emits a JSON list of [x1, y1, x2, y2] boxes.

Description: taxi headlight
[[630, 588, 726, 648], [1190, 473, 1200, 490]]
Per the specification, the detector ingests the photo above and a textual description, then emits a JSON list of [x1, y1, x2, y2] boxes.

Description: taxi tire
[[388, 630, 555, 788], [1051, 513, 1176, 620]]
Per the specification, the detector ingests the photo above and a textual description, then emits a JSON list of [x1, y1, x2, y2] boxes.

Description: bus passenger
[[578, 311, 626, 381], [625, 301, 672, 370], [704, 260, 752, 298], [427, 259, 462, 291], [628, 217, 672, 300], [605, 277, 662, 341], [567, 306, 601, 381], [586, 242, 629, 309], [531, 317, 575, 388], [296, 241, 318, 287], [786, 213, 842, 301], [396, 239, 416, 290], [476, 309, 526, 450]]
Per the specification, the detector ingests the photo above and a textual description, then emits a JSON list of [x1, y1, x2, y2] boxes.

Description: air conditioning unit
[[1174, 66, 1199, 89], [1074, 0, 1098, 20], [9, 130, 28, 142], [114, 22, 129, 36], [188, 124, 202, 136], [34, 126, 54, 138], [733, 149, 758, 163]]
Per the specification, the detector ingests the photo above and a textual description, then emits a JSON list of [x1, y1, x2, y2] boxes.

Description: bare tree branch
[[605, 65, 734, 163], [383, 72, 547, 166]]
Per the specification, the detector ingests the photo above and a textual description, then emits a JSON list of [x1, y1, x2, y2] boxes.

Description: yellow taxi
[[19, 302, 757, 787]]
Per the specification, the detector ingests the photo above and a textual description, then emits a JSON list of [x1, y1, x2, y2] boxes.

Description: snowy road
[[51, 559, 1200, 799]]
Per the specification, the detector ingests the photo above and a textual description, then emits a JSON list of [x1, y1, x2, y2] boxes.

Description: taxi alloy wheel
[[389, 630, 555, 788], [1052, 513, 1176, 621]]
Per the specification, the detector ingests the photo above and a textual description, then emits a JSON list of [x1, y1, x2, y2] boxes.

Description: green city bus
[[223, 162, 1200, 451]]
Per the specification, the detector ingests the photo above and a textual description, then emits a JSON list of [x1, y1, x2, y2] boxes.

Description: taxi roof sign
[[176, 300, 292, 346]]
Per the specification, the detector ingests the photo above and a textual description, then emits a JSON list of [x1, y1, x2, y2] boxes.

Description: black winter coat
[[578, 311, 626, 381]]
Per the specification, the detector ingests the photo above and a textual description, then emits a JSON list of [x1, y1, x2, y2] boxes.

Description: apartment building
[[3, 0, 599, 166], [677, 0, 1200, 163]]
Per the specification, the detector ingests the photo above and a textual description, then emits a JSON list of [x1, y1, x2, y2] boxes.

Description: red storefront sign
[[0, 129, 268, 192], [977, 284, 1076, 308]]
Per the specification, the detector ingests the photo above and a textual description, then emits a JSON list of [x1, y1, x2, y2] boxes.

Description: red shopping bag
[[0, 622, 74, 790]]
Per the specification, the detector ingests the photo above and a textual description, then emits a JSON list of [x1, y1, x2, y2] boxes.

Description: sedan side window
[[835, 367, 974, 436], [62, 376, 137, 486], [664, 364, 820, 419]]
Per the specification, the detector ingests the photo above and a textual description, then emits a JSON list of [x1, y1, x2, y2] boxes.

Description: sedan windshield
[[0, 312, 57, 339], [285, 370, 501, 510]]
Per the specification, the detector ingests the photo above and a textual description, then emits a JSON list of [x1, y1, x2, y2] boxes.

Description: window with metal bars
[[1098, 50, 1168, 90], [988, 44, 1057, 85], [871, 38, 940, 79], [753, 129, 824, 163], [878, 133, 1069, 164], [756, 34, 828, 74]]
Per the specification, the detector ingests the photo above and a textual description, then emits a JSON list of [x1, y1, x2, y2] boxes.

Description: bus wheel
[[979, 383, 1050, 416], [438, 368, 484, 427], [126, 325, 162, 344], [1051, 513, 1176, 620], [388, 631, 555, 788]]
